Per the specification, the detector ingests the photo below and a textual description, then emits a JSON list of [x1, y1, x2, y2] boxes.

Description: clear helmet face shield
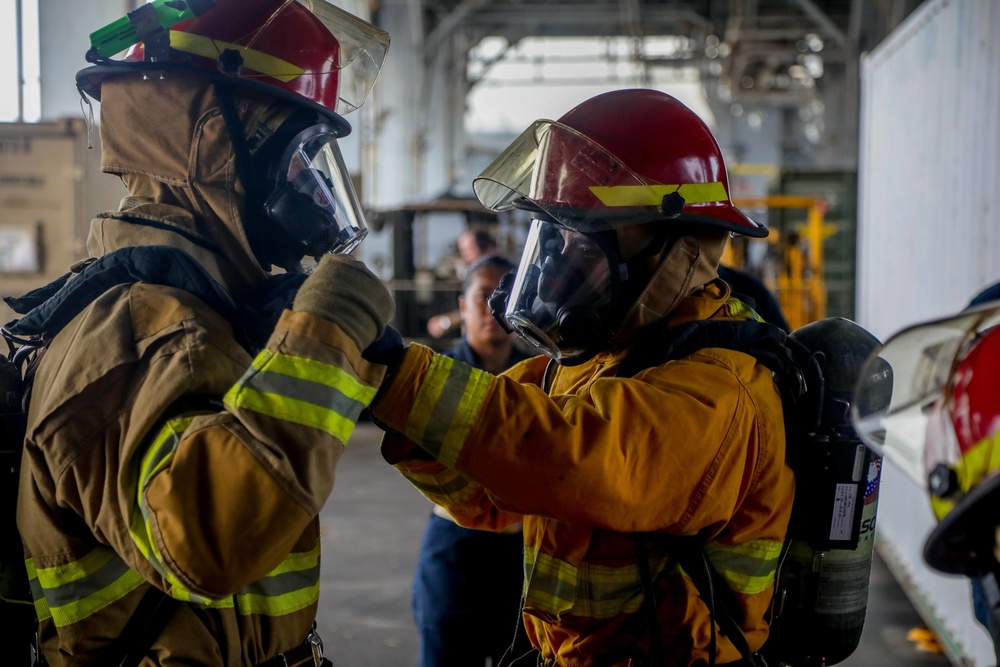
[[496, 218, 623, 364], [851, 302, 1000, 491], [472, 119, 758, 235], [82, 1, 390, 131], [232, 0, 391, 116], [851, 302, 1000, 576], [264, 123, 368, 256]]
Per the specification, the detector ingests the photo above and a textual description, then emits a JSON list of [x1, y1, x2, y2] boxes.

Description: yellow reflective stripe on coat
[[190, 546, 322, 616], [405, 468, 478, 505], [523, 546, 673, 619], [26, 550, 145, 627], [235, 545, 321, 616], [128, 416, 212, 603], [225, 349, 377, 444], [404, 355, 492, 467], [723, 296, 764, 323], [588, 182, 729, 207], [25, 545, 321, 626], [25, 558, 52, 622], [704, 539, 783, 595]]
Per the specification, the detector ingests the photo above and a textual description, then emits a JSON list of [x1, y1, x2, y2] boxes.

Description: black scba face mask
[[262, 123, 368, 259], [490, 218, 625, 365]]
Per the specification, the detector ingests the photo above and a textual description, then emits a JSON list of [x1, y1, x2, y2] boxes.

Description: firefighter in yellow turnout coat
[[358, 90, 796, 665], [8, 2, 393, 664]]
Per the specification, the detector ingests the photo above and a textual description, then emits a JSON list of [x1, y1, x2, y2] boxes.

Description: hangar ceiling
[[393, 0, 925, 165], [414, 0, 920, 105]]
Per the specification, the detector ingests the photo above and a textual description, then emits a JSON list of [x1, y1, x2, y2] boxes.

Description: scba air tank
[[762, 318, 891, 666]]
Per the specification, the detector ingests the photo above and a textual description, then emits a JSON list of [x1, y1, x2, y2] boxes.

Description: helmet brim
[[924, 472, 1000, 576], [509, 197, 768, 238], [76, 62, 351, 137]]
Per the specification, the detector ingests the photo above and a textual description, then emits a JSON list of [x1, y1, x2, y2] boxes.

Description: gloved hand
[[362, 324, 404, 368], [292, 254, 394, 351]]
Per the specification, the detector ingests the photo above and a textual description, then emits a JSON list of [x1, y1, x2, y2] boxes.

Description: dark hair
[[463, 254, 515, 292], [464, 229, 497, 253]]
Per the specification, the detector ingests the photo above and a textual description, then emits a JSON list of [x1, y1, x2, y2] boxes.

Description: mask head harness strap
[[212, 83, 305, 272]]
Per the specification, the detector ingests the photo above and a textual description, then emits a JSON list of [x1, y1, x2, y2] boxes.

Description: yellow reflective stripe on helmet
[[589, 182, 729, 207], [225, 349, 377, 444], [168, 31, 305, 82], [704, 539, 783, 595], [25, 558, 52, 622], [957, 430, 1000, 494], [28, 550, 146, 627], [935, 430, 1000, 520], [404, 355, 492, 467]]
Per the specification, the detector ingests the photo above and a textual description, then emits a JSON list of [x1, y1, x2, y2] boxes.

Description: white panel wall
[[857, 0, 1000, 343], [858, 1, 1000, 664]]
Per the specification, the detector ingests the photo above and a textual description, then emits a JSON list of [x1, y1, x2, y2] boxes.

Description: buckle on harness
[[306, 624, 324, 666], [256, 623, 328, 667]]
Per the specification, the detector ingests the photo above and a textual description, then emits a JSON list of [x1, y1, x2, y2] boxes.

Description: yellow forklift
[[727, 195, 834, 331]]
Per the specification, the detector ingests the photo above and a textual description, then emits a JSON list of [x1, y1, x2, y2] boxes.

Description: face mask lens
[[503, 219, 616, 361], [289, 166, 336, 212], [267, 125, 368, 257]]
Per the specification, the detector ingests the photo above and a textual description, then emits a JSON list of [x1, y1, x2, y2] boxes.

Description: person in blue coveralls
[[412, 254, 535, 666]]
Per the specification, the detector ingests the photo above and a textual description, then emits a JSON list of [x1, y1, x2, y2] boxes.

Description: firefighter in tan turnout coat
[[8, 1, 394, 664]]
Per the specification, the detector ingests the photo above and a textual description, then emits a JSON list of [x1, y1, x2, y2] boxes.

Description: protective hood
[[94, 72, 280, 293], [612, 227, 729, 343]]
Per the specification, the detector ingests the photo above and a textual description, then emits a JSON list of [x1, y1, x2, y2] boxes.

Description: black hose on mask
[[213, 83, 302, 272]]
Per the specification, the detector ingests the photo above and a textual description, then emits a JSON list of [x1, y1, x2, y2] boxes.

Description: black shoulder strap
[[619, 319, 795, 384], [621, 318, 824, 435]]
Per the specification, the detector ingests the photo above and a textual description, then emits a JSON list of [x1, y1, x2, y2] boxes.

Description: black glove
[[362, 324, 404, 368]]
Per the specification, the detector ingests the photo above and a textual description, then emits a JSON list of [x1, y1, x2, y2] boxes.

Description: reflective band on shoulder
[[27, 550, 145, 627], [588, 182, 729, 208], [169, 32, 304, 82], [404, 355, 492, 467], [704, 539, 783, 595], [724, 296, 764, 323], [225, 349, 377, 444]]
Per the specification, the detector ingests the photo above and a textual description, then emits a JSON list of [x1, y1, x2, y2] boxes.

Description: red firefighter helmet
[[852, 301, 1000, 575], [474, 88, 767, 237], [77, 0, 389, 133]]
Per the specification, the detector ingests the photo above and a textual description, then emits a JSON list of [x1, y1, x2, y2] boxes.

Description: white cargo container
[[857, 0, 1000, 664]]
